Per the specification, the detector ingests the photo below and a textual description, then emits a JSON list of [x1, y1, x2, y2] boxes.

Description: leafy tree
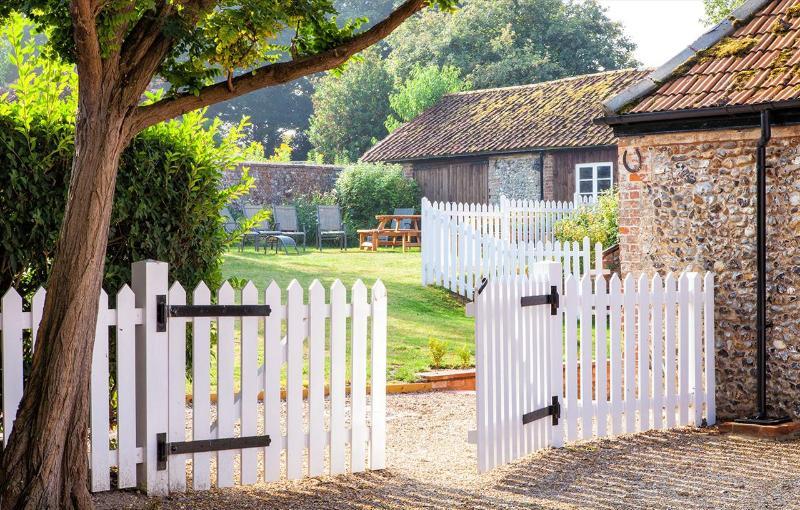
[[385, 63, 469, 132], [387, 0, 638, 89], [702, 0, 746, 25], [308, 0, 637, 161], [0, 0, 454, 505], [308, 46, 394, 162]]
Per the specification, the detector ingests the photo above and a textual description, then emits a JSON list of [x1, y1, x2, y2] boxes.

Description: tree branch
[[130, 0, 428, 132], [70, 0, 103, 88]]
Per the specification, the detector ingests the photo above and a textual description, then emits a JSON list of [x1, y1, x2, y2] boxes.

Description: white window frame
[[575, 162, 614, 201]]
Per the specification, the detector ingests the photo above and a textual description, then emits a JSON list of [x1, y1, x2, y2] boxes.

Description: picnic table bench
[[358, 214, 421, 252]]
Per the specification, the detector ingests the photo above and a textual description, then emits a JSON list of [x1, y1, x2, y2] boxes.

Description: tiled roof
[[361, 69, 650, 162], [621, 0, 800, 115]]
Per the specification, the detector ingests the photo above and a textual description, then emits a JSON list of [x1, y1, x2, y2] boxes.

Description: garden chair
[[316, 205, 347, 251], [272, 205, 306, 250], [239, 203, 272, 252]]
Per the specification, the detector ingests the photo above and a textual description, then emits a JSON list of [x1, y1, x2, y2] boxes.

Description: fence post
[[132, 260, 169, 496]]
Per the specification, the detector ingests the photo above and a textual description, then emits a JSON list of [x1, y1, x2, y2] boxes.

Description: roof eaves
[[601, 0, 774, 115]]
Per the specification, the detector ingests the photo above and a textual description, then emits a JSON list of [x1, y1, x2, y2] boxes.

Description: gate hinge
[[522, 396, 561, 426], [520, 285, 559, 315], [155, 294, 271, 332], [156, 433, 271, 470]]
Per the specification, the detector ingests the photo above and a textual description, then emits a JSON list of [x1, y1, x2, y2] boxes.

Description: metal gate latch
[[156, 295, 272, 332], [157, 433, 272, 470], [520, 285, 559, 315], [522, 396, 561, 426]]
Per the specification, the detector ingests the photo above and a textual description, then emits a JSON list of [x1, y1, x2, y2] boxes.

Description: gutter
[[597, 99, 800, 127], [735, 110, 791, 426]]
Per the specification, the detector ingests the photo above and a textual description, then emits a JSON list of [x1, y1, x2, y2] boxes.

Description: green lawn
[[222, 247, 474, 382]]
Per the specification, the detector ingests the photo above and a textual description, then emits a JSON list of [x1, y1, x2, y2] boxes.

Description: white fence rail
[[0, 260, 387, 496], [471, 265, 715, 472]]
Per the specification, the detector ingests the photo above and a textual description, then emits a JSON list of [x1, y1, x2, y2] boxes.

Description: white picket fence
[[422, 204, 602, 298], [471, 263, 715, 472], [0, 260, 387, 496], [421, 195, 592, 245]]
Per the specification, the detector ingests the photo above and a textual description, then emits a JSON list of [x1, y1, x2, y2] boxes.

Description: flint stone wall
[[617, 125, 800, 420], [488, 153, 543, 204], [223, 161, 342, 205]]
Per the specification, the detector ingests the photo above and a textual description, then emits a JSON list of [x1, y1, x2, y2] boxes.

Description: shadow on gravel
[[495, 428, 800, 510]]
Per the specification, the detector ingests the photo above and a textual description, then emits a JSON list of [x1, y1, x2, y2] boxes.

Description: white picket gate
[[0, 260, 387, 496], [470, 263, 715, 472]]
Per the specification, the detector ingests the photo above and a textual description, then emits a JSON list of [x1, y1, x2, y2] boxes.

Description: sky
[[598, 0, 708, 68]]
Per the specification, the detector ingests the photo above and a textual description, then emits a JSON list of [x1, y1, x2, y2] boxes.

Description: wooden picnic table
[[357, 214, 421, 252]]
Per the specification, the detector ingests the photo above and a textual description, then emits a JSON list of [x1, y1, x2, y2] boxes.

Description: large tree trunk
[[0, 95, 130, 509]]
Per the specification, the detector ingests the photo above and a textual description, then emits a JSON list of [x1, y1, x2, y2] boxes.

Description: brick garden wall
[[617, 125, 800, 420], [223, 161, 342, 206]]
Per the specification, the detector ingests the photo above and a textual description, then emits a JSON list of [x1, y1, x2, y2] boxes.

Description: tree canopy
[[385, 64, 469, 132], [308, 0, 638, 162], [386, 0, 637, 89], [308, 46, 394, 162]]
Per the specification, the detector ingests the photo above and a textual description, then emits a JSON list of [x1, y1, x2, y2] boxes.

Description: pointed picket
[[351, 280, 369, 473], [240, 281, 259, 484], [564, 275, 579, 442], [329, 280, 347, 474], [595, 275, 608, 438], [637, 274, 651, 432], [116, 285, 138, 488], [677, 274, 690, 426], [704, 273, 716, 425], [91, 290, 111, 492], [167, 282, 187, 491], [663, 273, 678, 428], [1, 288, 23, 444], [609, 274, 623, 435], [579, 275, 593, 439], [216, 282, 236, 487], [651, 274, 664, 430], [192, 282, 212, 489], [308, 280, 326, 477], [263, 281, 282, 481], [623, 274, 636, 433], [370, 280, 387, 470], [286, 280, 305, 480], [689, 273, 703, 426]]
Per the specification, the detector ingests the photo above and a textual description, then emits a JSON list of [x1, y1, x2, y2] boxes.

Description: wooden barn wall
[[550, 146, 619, 201], [411, 157, 489, 204]]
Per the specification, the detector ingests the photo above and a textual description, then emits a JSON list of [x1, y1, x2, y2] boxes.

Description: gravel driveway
[[94, 391, 800, 510]]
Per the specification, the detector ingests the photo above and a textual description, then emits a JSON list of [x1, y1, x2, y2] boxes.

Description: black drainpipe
[[539, 151, 545, 201], [736, 109, 790, 425]]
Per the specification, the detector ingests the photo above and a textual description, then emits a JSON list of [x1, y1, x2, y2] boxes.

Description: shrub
[[428, 338, 447, 369], [0, 18, 260, 297], [334, 162, 421, 233], [554, 188, 619, 249], [456, 345, 473, 368]]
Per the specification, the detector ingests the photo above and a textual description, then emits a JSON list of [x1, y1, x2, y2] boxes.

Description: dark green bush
[[334, 162, 421, 232]]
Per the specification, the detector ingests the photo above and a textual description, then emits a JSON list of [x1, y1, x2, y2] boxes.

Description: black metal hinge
[[520, 285, 559, 316], [156, 295, 271, 332], [156, 433, 271, 470], [522, 396, 561, 426]]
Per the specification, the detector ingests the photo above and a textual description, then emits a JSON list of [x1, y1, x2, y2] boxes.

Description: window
[[575, 162, 613, 200]]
